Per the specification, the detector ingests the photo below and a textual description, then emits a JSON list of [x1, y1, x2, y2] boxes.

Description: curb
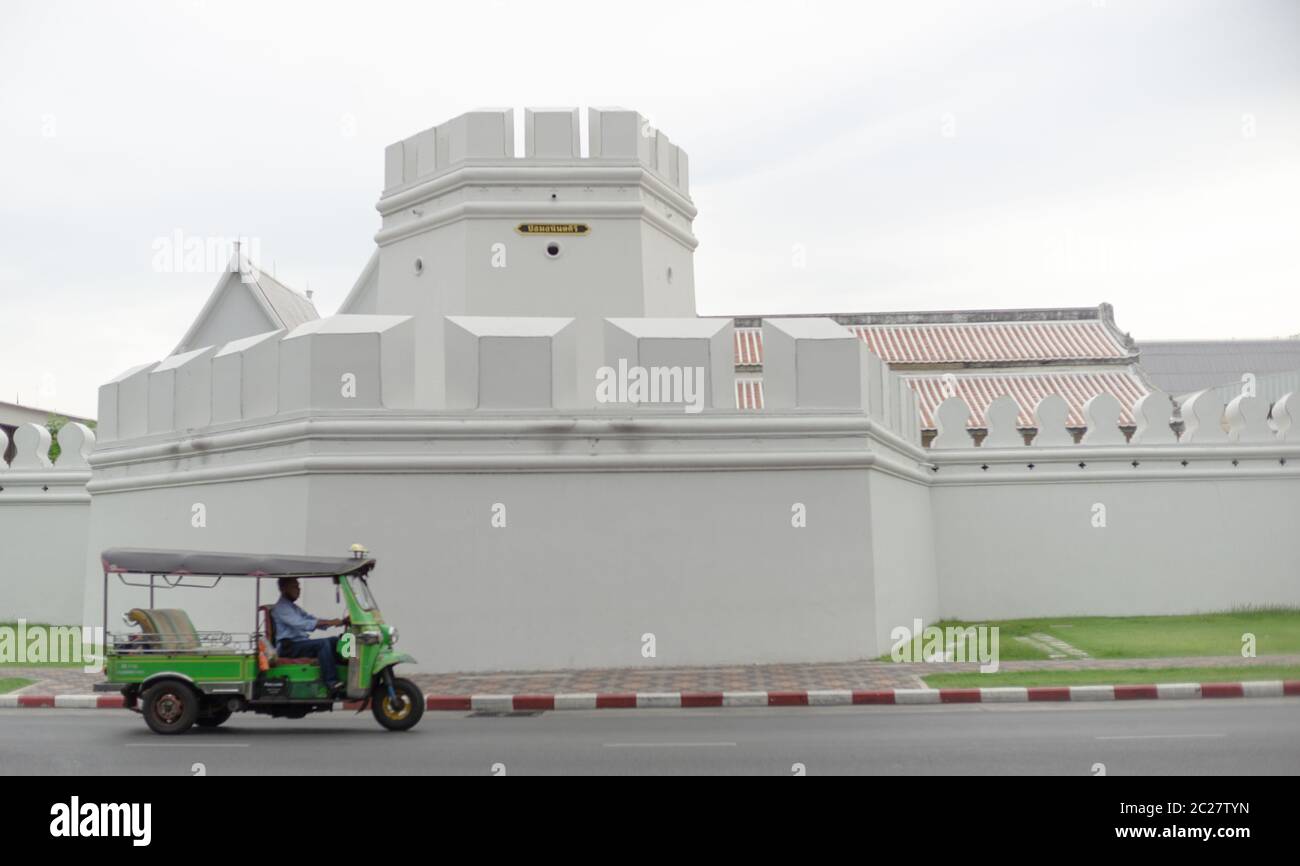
[[424, 680, 1300, 710], [4, 680, 1299, 710]]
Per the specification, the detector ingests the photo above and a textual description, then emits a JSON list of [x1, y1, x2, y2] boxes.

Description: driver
[[271, 577, 349, 697]]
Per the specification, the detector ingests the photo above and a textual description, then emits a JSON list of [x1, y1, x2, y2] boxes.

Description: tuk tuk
[[97, 545, 425, 734]]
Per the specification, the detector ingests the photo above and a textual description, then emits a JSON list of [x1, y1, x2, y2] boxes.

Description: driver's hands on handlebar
[[321, 616, 351, 628]]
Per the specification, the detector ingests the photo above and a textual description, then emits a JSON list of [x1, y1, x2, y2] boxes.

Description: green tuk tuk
[[97, 545, 425, 734]]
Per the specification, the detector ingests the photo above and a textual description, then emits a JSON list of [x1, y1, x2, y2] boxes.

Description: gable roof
[[337, 250, 380, 315], [172, 254, 319, 355], [251, 268, 319, 333], [731, 305, 1137, 369], [1137, 338, 1300, 398], [728, 304, 1149, 431], [0, 399, 95, 428]]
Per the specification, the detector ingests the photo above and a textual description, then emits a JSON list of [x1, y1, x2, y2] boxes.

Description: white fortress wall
[[0, 423, 94, 623], [79, 312, 920, 670], [928, 391, 1300, 619]]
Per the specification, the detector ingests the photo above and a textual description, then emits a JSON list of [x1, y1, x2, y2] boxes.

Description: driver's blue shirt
[[271, 597, 319, 646]]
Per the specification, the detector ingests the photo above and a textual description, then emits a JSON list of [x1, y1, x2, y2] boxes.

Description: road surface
[[1, 699, 1297, 775]]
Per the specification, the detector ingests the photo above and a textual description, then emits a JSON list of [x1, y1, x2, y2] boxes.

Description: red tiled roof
[[905, 371, 1149, 428], [733, 320, 1130, 367], [732, 370, 1147, 427], [735, 379, 764, 410], [852, 321, 1127, 364], [734, 327, 763, 366], [731, 313, 1145, 427]]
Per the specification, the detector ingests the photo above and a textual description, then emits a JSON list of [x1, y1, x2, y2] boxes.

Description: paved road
[[1, 699, 1298, 775]]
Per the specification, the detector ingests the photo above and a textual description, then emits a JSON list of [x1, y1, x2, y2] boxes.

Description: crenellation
[[865, 352, 886, 423], [443, 107, 515, 164], [1131, 391, 1177, 445], [919, 389, 1299, 449], [445, 316, 578, 410], [382, 107, 689, 196], [1181, 389, 1228, 444], [932, 396, 974, 449], [54, 423, 96, 469], [8, 423, 53, 469], [278, 315, 415, 413], [588, 106, 652, 162], [525, 107, 581, 158], [0, 421, 95, 472], [1080, 393, 1126, 445], [761, 317, 871, 411], [1031, 395, 1073, 446], [97, 361, 157, 443], [148, 345, 217, 433], [211, 329, 284, 424], [1225, 394, 1272, 443], [1273, 393, 1296, 441], [982, 395, 1023, 447], [602, 318, 734, 412]]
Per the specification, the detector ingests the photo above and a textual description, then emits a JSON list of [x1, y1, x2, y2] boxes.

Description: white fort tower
[[356, 107, 701, 408], [22, 105, 1286, 674]]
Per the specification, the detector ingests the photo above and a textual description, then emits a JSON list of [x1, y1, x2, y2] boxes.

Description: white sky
[[2, 0, 1297, 418]]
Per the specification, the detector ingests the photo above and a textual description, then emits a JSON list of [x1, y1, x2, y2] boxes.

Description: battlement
[[94, 314, 925, 446], [0, 421, 95, 473], [382, 107, 690, 197], [929, 389, 1298, 449]]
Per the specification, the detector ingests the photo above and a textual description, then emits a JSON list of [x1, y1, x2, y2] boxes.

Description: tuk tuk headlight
[[389, 627, 398, 646]]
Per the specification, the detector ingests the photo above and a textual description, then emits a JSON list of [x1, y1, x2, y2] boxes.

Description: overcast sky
[[2, 0, 1297, 418]]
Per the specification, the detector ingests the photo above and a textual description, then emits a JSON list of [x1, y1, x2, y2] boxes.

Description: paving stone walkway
[[1, 667, 103, 696], [405, 653, 1300, 694], [7, 654, 1298, 696]]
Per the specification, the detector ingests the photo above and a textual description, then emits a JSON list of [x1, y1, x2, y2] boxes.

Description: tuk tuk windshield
[[348, 574, 378, 611]]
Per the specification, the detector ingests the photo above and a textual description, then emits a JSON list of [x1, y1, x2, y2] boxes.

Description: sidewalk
[[2, 666, 103, 696], [407, 653, 1300, 695], [8, 653, 1299, 697]]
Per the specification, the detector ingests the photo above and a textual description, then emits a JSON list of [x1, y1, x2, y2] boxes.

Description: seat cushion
[[128, 608, 200, 650], [152, 609, 201, 650]]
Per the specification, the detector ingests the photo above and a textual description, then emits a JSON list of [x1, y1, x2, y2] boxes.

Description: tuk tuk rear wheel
[[372, 677, 424, 731], [141, 681, 200, 735]]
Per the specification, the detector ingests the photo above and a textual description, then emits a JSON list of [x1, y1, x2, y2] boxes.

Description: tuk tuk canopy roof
[[101, 548, 375, 579]]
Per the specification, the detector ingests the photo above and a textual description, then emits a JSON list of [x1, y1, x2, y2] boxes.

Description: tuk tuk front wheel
[[371, 676, 424, 731], [141, 681, 200, 735]]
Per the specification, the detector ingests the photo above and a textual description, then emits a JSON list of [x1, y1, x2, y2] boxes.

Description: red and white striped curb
[[4, 680, 1298, 710], [423, 680, 1300, 709]]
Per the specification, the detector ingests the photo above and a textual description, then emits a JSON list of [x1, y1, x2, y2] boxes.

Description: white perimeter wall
[[0, 497, 89, 624], [0, 425, 93, 625], [303, 468, 878, 672], [17, 415, 1300, 672], [869, 471, 940, 642], [932, 471, 1300, 619], [79, 413, 907, 672]]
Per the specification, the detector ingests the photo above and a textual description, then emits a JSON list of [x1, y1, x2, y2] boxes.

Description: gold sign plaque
[[516, 223, 590, 236]]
